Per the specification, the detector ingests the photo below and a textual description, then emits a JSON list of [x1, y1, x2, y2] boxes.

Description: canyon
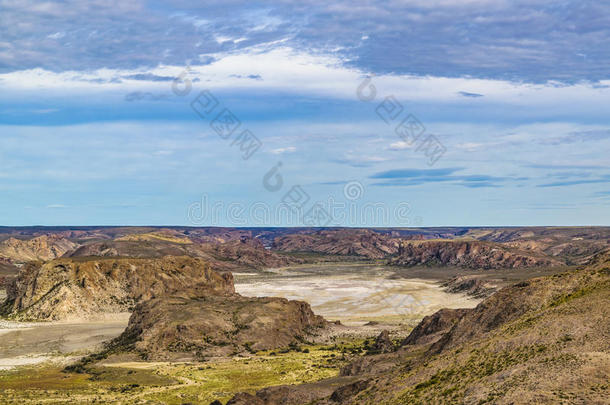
[[0, 226, 608, 404]]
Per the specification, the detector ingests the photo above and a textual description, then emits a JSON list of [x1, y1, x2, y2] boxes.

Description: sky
[[1, 0, 609, 227]]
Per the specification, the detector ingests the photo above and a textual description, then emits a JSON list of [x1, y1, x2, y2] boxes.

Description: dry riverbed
[[0, 263, 480, 371], [0, 263, 501, 403], [235, 263, 481, 327]]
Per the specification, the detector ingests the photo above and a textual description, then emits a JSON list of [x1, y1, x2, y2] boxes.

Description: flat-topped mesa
[[389, 239, 563, 269], [2, 256, 234, 321]]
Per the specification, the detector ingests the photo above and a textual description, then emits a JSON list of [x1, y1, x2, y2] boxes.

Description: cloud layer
[[2, 0, 610, 82]]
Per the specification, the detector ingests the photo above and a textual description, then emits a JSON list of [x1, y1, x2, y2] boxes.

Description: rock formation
[[2, 256, 234, 320], [401, 308, 470, 346], [390, 240, 561, 269], [111, 292, 326, 361], [370, 330, 394, 353], [199, 237, 304, 269], [0, 235, 78, 262], [67, 236, 301, 271], [273, 229, 399, 259], [441, 275, 497, 298]]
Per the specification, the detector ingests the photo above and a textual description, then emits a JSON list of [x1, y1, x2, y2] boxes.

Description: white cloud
[[47, 32, 65, 40], [389, 141, 412, 150], [270, 146, 296, 154], [214, 35, 233, 44], [456, 142, 484, 151], [46, 204, 67, 209], [1, 45, 610, 110]]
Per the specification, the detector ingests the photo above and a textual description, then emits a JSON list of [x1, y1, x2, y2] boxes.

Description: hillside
[[389, 239, 563, 269], [66, 234, 303, 270], [273, 229, 400, 259], [224, 252, 610, 404], [1, 256, 234, 320], [0, 235, 78, 263]]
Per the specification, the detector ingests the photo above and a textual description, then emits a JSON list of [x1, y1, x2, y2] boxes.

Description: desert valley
[[0, 226, 608, 404]]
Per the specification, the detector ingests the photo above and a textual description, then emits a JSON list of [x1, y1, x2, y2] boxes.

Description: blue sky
[[1, 0, 609, 226]]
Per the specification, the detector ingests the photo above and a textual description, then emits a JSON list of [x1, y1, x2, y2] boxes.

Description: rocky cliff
[[0, 235, 78, 262], [200, 237, 304, 269], [390, 240, 561, 269], [400, 308, 470, 346], [2, 256, 234, 320], [273, 229, 399, 259]]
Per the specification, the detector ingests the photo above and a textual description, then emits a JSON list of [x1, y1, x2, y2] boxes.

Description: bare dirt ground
[[234, 263, 481, 327], [0, 315, 130, 370]]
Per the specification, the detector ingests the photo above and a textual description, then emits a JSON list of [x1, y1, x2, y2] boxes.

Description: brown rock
[[371, 330, 394, 353], [390, 240, 562, 269], [441, 275, 497, 298], [225, 392, 264, 405], [200, 237, 304, 269], [273, 229, 399, 259], [2, 256, 234, 320], [111, 292, 327, 361], [0, 235, 78, 262], [401, 308, 470, 346], [330, 380, 370, 402]]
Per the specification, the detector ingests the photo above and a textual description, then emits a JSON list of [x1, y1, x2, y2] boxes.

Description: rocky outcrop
[[371, 330, 394, 353], [0, 235, 78, 262], [329, 380, 370, 403], [224, 378, 360, 405], [273, 229, 399, 259], [441, 275, 497, 298], [200, 237, 304, 269], [390, 240, 561, 269], [111, 292, 326, 361], [401, 308, 470, 346], [66, 239, 195, 259], [0, 258, 18, 288], [2, 256, 234, 320]]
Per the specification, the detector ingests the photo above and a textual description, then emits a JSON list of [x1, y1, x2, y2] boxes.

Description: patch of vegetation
[[550, 286, 593, 307], [0, 343, 352, 404], [394, 343, 552, 404]]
